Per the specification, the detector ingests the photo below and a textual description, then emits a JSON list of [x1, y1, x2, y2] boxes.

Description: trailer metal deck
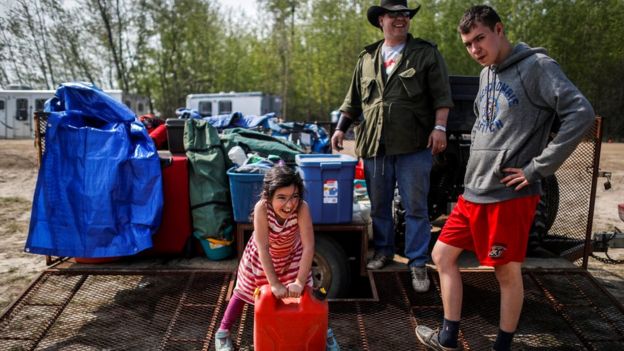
[[1, 268, 622, 350]]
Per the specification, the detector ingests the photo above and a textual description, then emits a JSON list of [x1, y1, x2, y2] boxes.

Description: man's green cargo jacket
[[340, 34, 453, 159]]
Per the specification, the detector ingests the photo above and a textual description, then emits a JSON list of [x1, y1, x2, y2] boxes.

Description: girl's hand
[[286, 282, 304, 297], [271, 283, 288, 299]]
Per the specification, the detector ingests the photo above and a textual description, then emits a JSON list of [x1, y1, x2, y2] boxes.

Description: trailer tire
[[312, 234, 351, 298], [529, 175, 560, 244]]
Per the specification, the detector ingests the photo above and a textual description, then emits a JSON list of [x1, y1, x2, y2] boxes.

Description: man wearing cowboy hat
[[332, 0, 453, 292]]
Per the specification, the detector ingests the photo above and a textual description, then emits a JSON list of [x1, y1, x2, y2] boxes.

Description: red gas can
[[355, 158, 365, 180], [254, 285, 328, 351]]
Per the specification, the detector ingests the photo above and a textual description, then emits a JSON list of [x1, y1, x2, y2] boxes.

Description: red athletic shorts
[[438, 195, 540, 266]]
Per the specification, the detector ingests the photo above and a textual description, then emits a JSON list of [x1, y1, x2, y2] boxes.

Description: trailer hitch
[[598, 170, 612, 190]]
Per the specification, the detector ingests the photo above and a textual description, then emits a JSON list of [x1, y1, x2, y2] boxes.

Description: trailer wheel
[[312, 235, 350, 298], [529, 175, 560, 244]]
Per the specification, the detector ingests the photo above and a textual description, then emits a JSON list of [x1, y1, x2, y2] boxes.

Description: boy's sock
[[438, 318, 460, 348], [492, 329, 515, 351]]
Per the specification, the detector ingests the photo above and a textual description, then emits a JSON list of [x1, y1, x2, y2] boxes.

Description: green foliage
[[410, 0, 480, 76], [0, 0, 622, 138], [136, 0, 227, 116], [289, 0, 379, 120]]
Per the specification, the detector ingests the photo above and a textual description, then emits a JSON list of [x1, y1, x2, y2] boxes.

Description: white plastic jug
[[228, 146, 247, 166]]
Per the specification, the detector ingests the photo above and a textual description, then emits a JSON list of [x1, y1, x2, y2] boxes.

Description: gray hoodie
[[463, 43, 594, 203]]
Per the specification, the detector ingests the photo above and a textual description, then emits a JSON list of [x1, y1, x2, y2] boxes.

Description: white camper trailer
[[0, 89, 123, 139], [185, 91, 281, 117]]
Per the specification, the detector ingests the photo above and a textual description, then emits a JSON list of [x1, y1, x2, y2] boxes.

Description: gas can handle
[[299, 286, 313, 306], [256, 285, 324, 307]]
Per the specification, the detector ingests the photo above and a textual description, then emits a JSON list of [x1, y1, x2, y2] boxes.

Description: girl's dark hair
[[260, 165, 305, 201], [249, 165, 305, 222], [458, 5, 502, 34]]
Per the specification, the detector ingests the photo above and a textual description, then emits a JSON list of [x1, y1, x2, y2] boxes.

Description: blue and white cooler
[[295, 154, 358, 224]]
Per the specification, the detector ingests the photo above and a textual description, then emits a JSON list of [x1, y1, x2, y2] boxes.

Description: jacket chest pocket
[[360, 77, 376, 103], [398, 68, 422, 97]]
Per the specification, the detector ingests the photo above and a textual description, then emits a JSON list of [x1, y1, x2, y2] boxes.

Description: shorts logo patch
[[488, 244, 507, 258]]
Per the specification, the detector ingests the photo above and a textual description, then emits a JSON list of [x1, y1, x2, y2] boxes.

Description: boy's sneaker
[[415, 325, 462, 350], [410, 266, 430, 292], [215, 329, 233, 351], [366, 253, 392, 270]]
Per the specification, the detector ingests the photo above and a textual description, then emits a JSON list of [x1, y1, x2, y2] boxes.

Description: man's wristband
[[434, 125, 447, 132], [336, 115, 354, 132]]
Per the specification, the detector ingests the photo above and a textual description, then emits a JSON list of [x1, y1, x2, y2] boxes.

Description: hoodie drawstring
[[485, 67, 502, 127], [374, 156, 377, 178], [372, 154, 386, 178], [382, 155, 385, 176]]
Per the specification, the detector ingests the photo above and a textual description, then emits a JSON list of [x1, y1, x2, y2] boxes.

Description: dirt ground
[[0, 139, 622, 312]]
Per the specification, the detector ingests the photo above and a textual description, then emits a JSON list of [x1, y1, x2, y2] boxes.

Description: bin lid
[[226, 166, 266, 179], [295, 154, 357, 166], [165, 118, 186, 126]]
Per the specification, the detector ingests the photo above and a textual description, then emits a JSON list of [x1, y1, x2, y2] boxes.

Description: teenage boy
[[415, 5, 594, 351]]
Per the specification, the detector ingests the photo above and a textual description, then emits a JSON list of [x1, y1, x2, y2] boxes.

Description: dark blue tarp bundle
[[202, 112, 277, 131], [25, 82, 163, 258], [175, 109, 278, 132], [270, 122, 331, 153]]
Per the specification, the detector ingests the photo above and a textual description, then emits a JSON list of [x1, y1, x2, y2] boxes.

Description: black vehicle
[[313, 75, 561, 298]]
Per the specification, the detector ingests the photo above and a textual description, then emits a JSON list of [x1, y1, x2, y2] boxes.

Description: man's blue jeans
[[363, 149, 432, 267]]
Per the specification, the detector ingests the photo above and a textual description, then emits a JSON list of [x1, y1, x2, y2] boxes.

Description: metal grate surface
[[0, 271, 233, 351], [1, 269, 622, 350], [543, 118, 602, 266]]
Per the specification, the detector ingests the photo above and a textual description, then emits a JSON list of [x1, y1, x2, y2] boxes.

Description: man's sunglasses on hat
[[386, 11, 411, 18]]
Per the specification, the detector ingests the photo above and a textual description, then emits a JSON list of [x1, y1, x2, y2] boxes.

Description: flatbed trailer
[[1, 261, 622, 350], [5, 79, 619, 349]]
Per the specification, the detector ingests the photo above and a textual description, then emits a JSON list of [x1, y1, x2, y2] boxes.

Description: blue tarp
[[25, 82, 163, 258], [203, 112, 277, 130], [175, 108, 202, 120], [175, 109, 278, 131], [271, 122, 331, 154]]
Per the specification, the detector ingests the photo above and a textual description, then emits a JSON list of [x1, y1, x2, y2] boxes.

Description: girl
[[215, 165, 315, 351]]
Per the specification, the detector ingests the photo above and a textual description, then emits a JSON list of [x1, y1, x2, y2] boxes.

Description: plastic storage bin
[[227, 167, 264, 222], [196, 225, 233, 261], [295, 154, 357, 223]]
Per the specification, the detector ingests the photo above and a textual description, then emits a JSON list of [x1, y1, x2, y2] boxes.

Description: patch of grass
[[0, 197, 31, 237], [3, 222, 26, 235], [3, 274, 31, 286], [0, 197, 30, 206]]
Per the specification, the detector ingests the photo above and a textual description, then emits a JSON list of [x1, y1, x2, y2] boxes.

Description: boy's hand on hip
[[271, 283, 288, 299], [286, 282, 304, 297], [501, 168, 529, 191]]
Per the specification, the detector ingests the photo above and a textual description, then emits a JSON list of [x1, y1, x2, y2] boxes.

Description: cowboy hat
[[367, 0, 421, 28]]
